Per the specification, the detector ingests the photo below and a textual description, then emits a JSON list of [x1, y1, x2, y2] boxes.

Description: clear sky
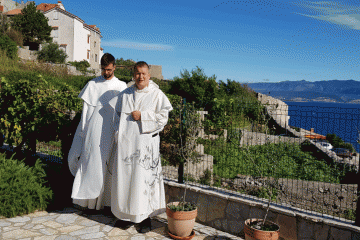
[[35, 0, 360, 83]]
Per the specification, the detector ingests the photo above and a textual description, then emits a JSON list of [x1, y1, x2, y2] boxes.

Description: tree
[[12, 2, 52, 47], [0, 32, 18, 59], [170, 67, 219, 110], [0, 13, 10, 34], [37, 42, 67, 63]]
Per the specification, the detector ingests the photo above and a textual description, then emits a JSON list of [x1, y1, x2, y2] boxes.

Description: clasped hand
[[131, 111, 141, 121]]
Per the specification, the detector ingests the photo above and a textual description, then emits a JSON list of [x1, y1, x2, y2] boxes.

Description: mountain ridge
[[247, 80, 360, 103]]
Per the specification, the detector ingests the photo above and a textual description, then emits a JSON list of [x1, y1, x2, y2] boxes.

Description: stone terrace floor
[[0, 207, 244, 240]]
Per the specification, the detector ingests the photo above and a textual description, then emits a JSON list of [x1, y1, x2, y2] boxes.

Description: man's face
[[134, 66, 150, 90], [101, 63, 115, 80]]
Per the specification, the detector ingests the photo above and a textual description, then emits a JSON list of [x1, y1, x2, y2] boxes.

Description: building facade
[[40, 1, 102, 69], [2, 0, 103, 69]]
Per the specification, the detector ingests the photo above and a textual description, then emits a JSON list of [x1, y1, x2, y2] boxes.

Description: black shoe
[[137, 217, 152, 233], [115, 219, 134, 230]]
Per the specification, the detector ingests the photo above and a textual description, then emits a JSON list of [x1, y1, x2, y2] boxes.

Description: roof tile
[[36, 3, 57, 12]]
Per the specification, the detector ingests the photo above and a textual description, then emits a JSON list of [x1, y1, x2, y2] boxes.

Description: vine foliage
[[0, 75, 81, 155]]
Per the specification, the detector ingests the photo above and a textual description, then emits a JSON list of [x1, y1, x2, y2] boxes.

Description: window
[[87, 50, 90, 59], [95, 54, 98, 62], [94, 41, 96, 47], [52, 27, 58, 38], [54, 11, 58, 20], [87, 35, 90, 44]]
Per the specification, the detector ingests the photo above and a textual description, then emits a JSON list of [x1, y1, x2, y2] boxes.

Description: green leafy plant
[[0, 75, 81, 155], [0, 153, 53, 218], [68, 60, 90, 73], [167, 201, 197, 212], [0, 32, 18, 59], [37, 42, 67, 64]]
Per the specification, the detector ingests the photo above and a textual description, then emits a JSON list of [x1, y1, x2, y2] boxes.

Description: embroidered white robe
[[68, 76, 127, 209], [109, 80, 173, 223]]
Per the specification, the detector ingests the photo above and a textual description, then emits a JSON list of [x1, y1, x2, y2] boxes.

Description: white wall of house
[[42, 4, 102, 68], [45, 9, 74, 62], [73, 19, 90, 62], [87, 28, 101, 69]]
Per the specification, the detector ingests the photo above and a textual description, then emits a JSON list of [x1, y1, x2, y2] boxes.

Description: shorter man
[[109, 61, 172, 229], [68, 53, 127, 210]]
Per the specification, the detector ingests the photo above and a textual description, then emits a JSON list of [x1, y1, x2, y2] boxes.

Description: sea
[[285, 101, 360, 152]]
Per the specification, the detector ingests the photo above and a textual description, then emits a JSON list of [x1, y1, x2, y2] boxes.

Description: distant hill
[[247, 80, 360, 103]]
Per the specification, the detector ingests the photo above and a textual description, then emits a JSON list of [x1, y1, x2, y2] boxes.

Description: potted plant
[[166, 201, 197, 239], [165, 101, 201, 239], [242, 111, 281, 240]]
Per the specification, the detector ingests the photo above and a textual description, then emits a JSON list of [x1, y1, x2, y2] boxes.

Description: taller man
[[109, 61, 173, 225], [68, 53, 127, 210]]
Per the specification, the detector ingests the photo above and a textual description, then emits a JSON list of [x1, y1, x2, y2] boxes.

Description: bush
[[37, 42, 67, 63], [6, 28, 23, 46], [68, 60, 90, 73], [0, 32, 18, 59], [206, 140, 342, 183], [0, 153, 53, 218]]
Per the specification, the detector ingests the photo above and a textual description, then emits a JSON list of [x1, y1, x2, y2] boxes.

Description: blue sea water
[[285, 101, 360, 152]]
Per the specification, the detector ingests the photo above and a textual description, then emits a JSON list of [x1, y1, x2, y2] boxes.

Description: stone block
[[313, 223, 330, 240], [226, 201, 250, 220], [278, 214, 297, 240], [167, 186, 180, 199], [221, 219, 228, 231], [197, 194, 208, 223], [352, 231, 360, 240], [228, 220, 244, 235], [297, 219, 314, 239], [184, 189, 200, 205], [329, 227, 351, 240], [248, 207, 266, 220], [206, 195, 227, 222], [265, 210, 278, 223], [214, 219, 222, 229]]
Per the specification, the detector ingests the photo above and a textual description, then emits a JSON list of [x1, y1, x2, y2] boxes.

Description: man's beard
[[104, 73, 112, 79]]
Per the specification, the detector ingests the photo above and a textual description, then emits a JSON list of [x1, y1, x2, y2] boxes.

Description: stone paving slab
[[0, 208, 244, 240]]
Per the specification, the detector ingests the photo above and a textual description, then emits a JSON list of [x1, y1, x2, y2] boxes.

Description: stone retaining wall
[[18, 47, 37, 61], [164, 180, 360, 240]]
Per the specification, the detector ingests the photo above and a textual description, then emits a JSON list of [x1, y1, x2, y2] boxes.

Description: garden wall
[[164, 180, 360, 240]]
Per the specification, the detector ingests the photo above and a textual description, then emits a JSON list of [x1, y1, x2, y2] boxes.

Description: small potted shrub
[[165, 101, 200, 239], [166, 201, 197, 239], [243, 114, 281, 240]]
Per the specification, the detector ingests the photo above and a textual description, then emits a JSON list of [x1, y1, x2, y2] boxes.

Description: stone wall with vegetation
[[165, 180, 360, 240]]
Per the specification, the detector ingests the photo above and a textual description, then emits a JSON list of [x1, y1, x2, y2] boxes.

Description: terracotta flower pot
[[166, 202, 198, 238], [244, 218, 280, 240]]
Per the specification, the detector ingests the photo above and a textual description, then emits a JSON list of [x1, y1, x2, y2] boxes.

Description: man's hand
[[132, 111, 141, 121]]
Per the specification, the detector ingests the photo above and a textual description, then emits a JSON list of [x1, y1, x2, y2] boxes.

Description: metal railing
[[161, 102, 360, 222]]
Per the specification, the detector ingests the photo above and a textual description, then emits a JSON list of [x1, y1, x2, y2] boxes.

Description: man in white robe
[[68, 53, 127, 210], [109, 61, 172, 228]]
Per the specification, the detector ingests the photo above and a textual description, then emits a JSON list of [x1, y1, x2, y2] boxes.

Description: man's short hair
[[134, 61, 150, 72], [101, 53, 115, 66]]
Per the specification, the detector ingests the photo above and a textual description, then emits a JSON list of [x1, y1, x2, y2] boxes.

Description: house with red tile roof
[[39, 1, 103, 68], [2, 0, 103, 69]]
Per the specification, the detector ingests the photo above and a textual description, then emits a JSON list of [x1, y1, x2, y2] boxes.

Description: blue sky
[[35, 0, 360, 83]]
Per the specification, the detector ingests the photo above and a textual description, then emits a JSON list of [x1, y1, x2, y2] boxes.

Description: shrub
[[0, 32, 18, 59], [0, 153, 53, 218], [68, 60, 90, 73], [37, 42, 67, 63], [6, 28, 23, 47]]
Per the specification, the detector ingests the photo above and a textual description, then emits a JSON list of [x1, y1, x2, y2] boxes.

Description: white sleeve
[[140, 92, 173, 134], [68, 101, 88, 176]]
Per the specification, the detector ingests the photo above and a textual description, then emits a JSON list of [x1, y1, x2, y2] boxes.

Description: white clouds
[[294, 1, 360, 30], [102, 40, 174, 51]]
